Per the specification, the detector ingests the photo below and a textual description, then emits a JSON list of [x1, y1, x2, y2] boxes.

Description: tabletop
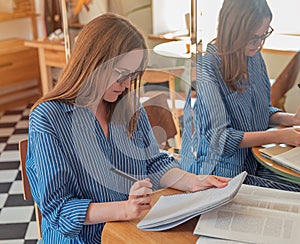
[[102, 188, 200, 244], [153, 40, 196, 59], [24, 39, 65, 51]]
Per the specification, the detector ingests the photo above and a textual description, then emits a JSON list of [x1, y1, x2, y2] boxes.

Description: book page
[[194, 204, 300, 244], [259, 144, 293, 158], [234, 184, 300, 213], [194, 185, 300, 244], [272, 147, 300, 173], [137, 171, 247, 230], [196, 236, 248, 244]]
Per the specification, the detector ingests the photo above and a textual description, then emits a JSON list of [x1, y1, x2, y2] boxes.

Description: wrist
[[291, 114, 299, 126], [175, 171, 195, 192], [273, 129, 284, 144], [118, 201, 129, 221]]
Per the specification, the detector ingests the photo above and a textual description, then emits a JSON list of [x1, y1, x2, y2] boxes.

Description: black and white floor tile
[[0, 104, 38, 243]]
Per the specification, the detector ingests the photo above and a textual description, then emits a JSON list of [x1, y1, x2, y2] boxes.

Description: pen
[[110, 167, 139, 182]]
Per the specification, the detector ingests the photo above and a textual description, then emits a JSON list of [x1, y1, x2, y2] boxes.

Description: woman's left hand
[[189, 175, 230, 192], [293, 106, 300, 125], [160, 168, 230, 193]]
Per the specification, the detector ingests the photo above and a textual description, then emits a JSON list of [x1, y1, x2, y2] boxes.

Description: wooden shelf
[[0, 12, 39, 22], [0, 0, 39, 40]]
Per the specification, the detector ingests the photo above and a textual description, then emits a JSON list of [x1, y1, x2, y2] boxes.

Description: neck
[[96, 101, 109, 138], [96, 101, 107, 120]]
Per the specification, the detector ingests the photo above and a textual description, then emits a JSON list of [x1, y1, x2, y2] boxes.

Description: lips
[[114, 90, 124, 95]]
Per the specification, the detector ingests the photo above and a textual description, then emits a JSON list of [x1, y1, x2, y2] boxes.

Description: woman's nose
[[121, 78, 131, 88]]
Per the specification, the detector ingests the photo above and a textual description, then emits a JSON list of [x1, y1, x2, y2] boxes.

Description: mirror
[[58, 0, 200, 149]]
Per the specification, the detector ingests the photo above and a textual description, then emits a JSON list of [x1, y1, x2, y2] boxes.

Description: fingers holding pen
[[125, 178, 153, 220], [129, 178, 152, 206], [129, 178, 153, 197]]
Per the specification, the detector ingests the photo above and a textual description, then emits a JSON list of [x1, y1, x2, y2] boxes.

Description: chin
[[103, 96, 118, 103], [246, 51, 257, 57]]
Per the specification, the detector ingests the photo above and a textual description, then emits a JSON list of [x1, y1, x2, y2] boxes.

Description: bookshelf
[[0, 0, 38, 39]]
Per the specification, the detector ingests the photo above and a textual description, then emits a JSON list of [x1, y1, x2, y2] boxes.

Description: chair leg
[[34, 203, 42, 239], [168, 74, 181, 149]]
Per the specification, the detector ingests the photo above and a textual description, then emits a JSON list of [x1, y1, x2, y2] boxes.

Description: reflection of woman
[[26, 13, 229, 243], [182, 0, 300, 190]]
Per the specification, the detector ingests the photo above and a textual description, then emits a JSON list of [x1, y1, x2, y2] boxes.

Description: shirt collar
[[61, 102, 78, 113]]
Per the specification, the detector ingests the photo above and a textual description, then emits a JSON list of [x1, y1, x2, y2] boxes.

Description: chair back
[[142, 93, 177, 149], [270, 51, 300, 111], [141, 67, 185, 149], [19, 139, 42, 239]]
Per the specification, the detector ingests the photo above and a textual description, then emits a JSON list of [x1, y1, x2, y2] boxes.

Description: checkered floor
[[0, 104, 38, 243]]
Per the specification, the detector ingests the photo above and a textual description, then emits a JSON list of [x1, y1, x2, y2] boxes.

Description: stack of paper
[[259, 146, 300, 173], [137, 171, 247, 231]]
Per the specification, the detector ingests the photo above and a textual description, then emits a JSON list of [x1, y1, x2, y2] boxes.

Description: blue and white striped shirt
[[182, 43, 280, 177], [26, 101, 179, 243]]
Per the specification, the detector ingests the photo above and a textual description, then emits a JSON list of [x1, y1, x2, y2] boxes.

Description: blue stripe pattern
[[181, 43, 300, 191], [26, 100, 179, 243]]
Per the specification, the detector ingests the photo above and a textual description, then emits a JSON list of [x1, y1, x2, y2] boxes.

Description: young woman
[[26, 13, 229, 243], [181, 0, 300, 190]]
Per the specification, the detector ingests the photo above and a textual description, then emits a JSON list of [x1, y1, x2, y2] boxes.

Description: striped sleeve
[[195, 73, 244, 157], [26, 115, 91, 238]]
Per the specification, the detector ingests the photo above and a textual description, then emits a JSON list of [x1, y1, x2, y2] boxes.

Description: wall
[[152, 0, 189, 35], [0, 18, 33, 39], [78, 1, 107, 24], [108, 0, 152, 39]]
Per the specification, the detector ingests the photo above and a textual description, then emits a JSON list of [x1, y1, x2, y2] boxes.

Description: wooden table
[[148, 31, 190, 42], [102, 188, 199, 243], [153, 40, 197, 59], [252, 146, 300, 184], [24, 39, 66, 95]]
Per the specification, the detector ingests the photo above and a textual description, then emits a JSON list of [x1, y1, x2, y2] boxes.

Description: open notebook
[[259, 145, 300, 173], [137, 171, 247, 231]]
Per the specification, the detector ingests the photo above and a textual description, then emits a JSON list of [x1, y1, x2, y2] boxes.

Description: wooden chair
[[142, 93, 178, 150], [19, 139, 42, 239], [141, 67, 185, 149], [270, 51, 300, 111]]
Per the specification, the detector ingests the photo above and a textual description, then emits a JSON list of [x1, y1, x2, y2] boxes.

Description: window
[[267, 0, 300, 35]]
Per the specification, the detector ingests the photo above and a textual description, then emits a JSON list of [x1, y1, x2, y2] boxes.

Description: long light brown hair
[[215, 0, 272, 91], [31, 13, 148, 134]]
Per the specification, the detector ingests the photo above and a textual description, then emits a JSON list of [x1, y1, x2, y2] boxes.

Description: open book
[[194, 184, 300, 244], [259, 145, 300, 173], [137, 171, 247, 231]]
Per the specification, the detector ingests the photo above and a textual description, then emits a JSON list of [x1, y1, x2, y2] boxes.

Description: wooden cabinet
[[0, 0, 40, 110], [0, 39, 41, 111]]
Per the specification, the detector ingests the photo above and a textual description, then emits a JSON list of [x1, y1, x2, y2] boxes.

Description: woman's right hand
[[276, 127, 300, 146], [122, 178, 153, 220]]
